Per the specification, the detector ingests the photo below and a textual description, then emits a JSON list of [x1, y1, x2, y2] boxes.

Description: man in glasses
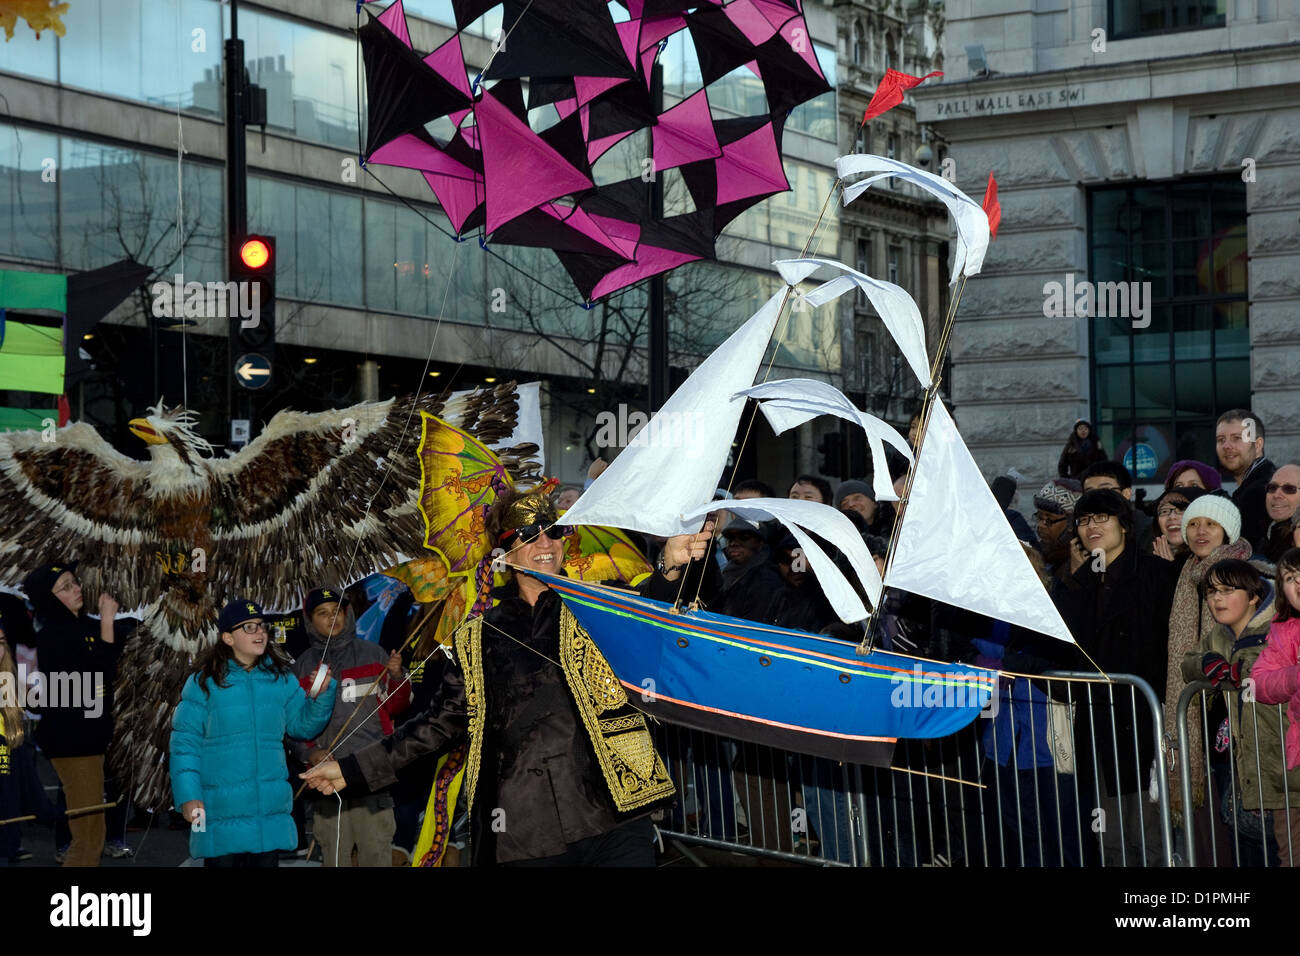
[[304, 485, 714, 866], [1032, 478, 1082, 584], [1257, 463, 1300, 562], [1047, 490, 1180, 865], [1080, 461, 1155, 555]]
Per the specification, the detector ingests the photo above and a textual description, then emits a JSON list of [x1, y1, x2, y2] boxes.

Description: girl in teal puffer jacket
[[170, 599, 335, 866]]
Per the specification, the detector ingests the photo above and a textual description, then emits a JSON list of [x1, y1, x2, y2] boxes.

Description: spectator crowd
[[2, 406, 1299, 868]]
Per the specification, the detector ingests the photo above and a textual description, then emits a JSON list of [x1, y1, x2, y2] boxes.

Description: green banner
[[0, 407, 59, 433], [0, 269, 67, 312], [0, 321, 65, 394]]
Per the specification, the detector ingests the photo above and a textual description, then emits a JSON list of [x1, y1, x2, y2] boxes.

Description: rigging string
[[174, 10, 189, 413], [467, 1, 536, 267], [315, 564, 1004, 794], [293, 604, 438, 799], [359, 153, 592, 310], [315, 234, 461, 662], [319, 0, 567, 660], [680, 178, 842, 611]]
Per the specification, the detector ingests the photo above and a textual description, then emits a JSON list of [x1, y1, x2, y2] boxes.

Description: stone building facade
[[914, 0, 1300, 488]]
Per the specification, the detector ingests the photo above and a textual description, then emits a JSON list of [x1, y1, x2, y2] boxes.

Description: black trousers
[[500, 819, 655, 867], [204, 850, 280, 868]]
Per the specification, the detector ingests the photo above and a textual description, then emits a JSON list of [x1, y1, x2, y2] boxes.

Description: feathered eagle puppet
[[0, 386, 539, 808]]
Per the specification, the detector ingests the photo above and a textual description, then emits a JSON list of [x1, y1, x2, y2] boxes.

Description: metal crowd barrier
[[652, 672, 1175, 867], [1175, 680, 1297, 867]]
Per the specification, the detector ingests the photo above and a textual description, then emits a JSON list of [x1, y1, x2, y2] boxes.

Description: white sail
[[835, 155, 990, 283], [775, 257, 931, 388], [682, 497, 880, 623], [561, 290, 786, 537], [886, 402, 1075, 644], [735, 378, 912, 504]]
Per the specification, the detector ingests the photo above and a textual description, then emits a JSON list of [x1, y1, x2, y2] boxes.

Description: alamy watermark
[[1042, 273, 1151, 329], [890, 663, 998, 717], [593, 404, 707, 456], [0, 666, 106, 719], [150, 275, 261, 328], [50, 886, 151, 936]]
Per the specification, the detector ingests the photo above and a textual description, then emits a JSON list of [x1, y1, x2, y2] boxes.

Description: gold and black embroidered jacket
[[340, 574, 674, 865]]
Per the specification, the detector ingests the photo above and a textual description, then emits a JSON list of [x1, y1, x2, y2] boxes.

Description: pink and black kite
[[358, 0, 831, 301]]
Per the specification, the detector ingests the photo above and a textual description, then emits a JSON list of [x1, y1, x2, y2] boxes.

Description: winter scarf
[[1163, 537, 1253, 816]]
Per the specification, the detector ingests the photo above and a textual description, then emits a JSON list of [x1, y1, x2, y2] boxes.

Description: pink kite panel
[[715, 121, 788, 205], [587, 128, 635, 164], [424, 35, 472, 98], [474, 91, 594, 234], [725, 0, 782, 46], [376, 0, 411, 48], [779, 17, 823, 78], [653, 88, 721, 171], [423, 169, 482, 234], [575, 74, 630, 108], [590, 246, 702, 300]]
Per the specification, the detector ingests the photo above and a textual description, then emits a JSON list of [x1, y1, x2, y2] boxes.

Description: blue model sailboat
[[551, 153, 1076, 766]]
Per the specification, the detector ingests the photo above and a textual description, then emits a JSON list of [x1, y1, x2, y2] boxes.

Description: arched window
[[853, 21, 865, 65], [886, 33, 898, 72]]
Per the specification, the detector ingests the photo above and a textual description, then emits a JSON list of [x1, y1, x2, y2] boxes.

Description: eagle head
[[128, 400, 214, 459]]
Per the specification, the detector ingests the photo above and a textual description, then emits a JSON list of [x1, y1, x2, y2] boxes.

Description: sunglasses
[[501, 523, 573, 545], [1267, 483, 1299, 496]]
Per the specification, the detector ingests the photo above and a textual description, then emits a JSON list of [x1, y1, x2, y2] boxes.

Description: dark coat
[[1255, 518, 1296, 564], [1233, 458, 1276, 549], [1058, 442, 1108, 481], [33, 608, 124, 758], [760, 574, 835, 633], [1049, 545, 1180, 795], [719, 559, 784, 622], [340, 570, 681, 865], [1005, 508, 1039, 549]]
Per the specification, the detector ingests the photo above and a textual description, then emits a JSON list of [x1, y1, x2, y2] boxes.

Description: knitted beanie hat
[[1164, 459, 1223, 492], [1033, 478, 1083, 516], [1180, 493, 1241, 544], [834, 479, 874, 509]]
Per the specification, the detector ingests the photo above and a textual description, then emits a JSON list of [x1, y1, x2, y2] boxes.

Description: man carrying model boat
[[301, 486, 714, 867]]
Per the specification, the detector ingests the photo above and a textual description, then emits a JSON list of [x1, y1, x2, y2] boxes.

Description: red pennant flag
[[862, 69, 943, 122], [57, 394, 71, 426], [982, 171, 1001, 241]]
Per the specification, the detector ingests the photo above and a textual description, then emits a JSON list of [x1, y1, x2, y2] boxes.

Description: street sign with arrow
[[234, 352, 272, 390]]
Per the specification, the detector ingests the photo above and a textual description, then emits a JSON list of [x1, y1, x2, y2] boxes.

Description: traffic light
[[847, 431, 868, 478], [817, 431, 842, 478], [230, 234, 276, 356]]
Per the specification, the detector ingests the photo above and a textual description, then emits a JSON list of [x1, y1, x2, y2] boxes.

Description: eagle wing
[[206, 383, 540, 610], [0, 423, 167, 605]]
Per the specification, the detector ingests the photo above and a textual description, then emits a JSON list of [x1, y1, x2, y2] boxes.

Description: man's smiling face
[[508, 527, 566, 576]]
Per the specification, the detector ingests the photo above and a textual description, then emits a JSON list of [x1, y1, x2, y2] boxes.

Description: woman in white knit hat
[[1162, 493, 1257, 863]]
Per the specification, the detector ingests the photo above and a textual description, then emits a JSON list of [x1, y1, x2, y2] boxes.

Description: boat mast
[[858, 272, 969, 655]]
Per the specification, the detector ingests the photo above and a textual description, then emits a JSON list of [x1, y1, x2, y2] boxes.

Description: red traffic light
[[239, 237, 272, 270]]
